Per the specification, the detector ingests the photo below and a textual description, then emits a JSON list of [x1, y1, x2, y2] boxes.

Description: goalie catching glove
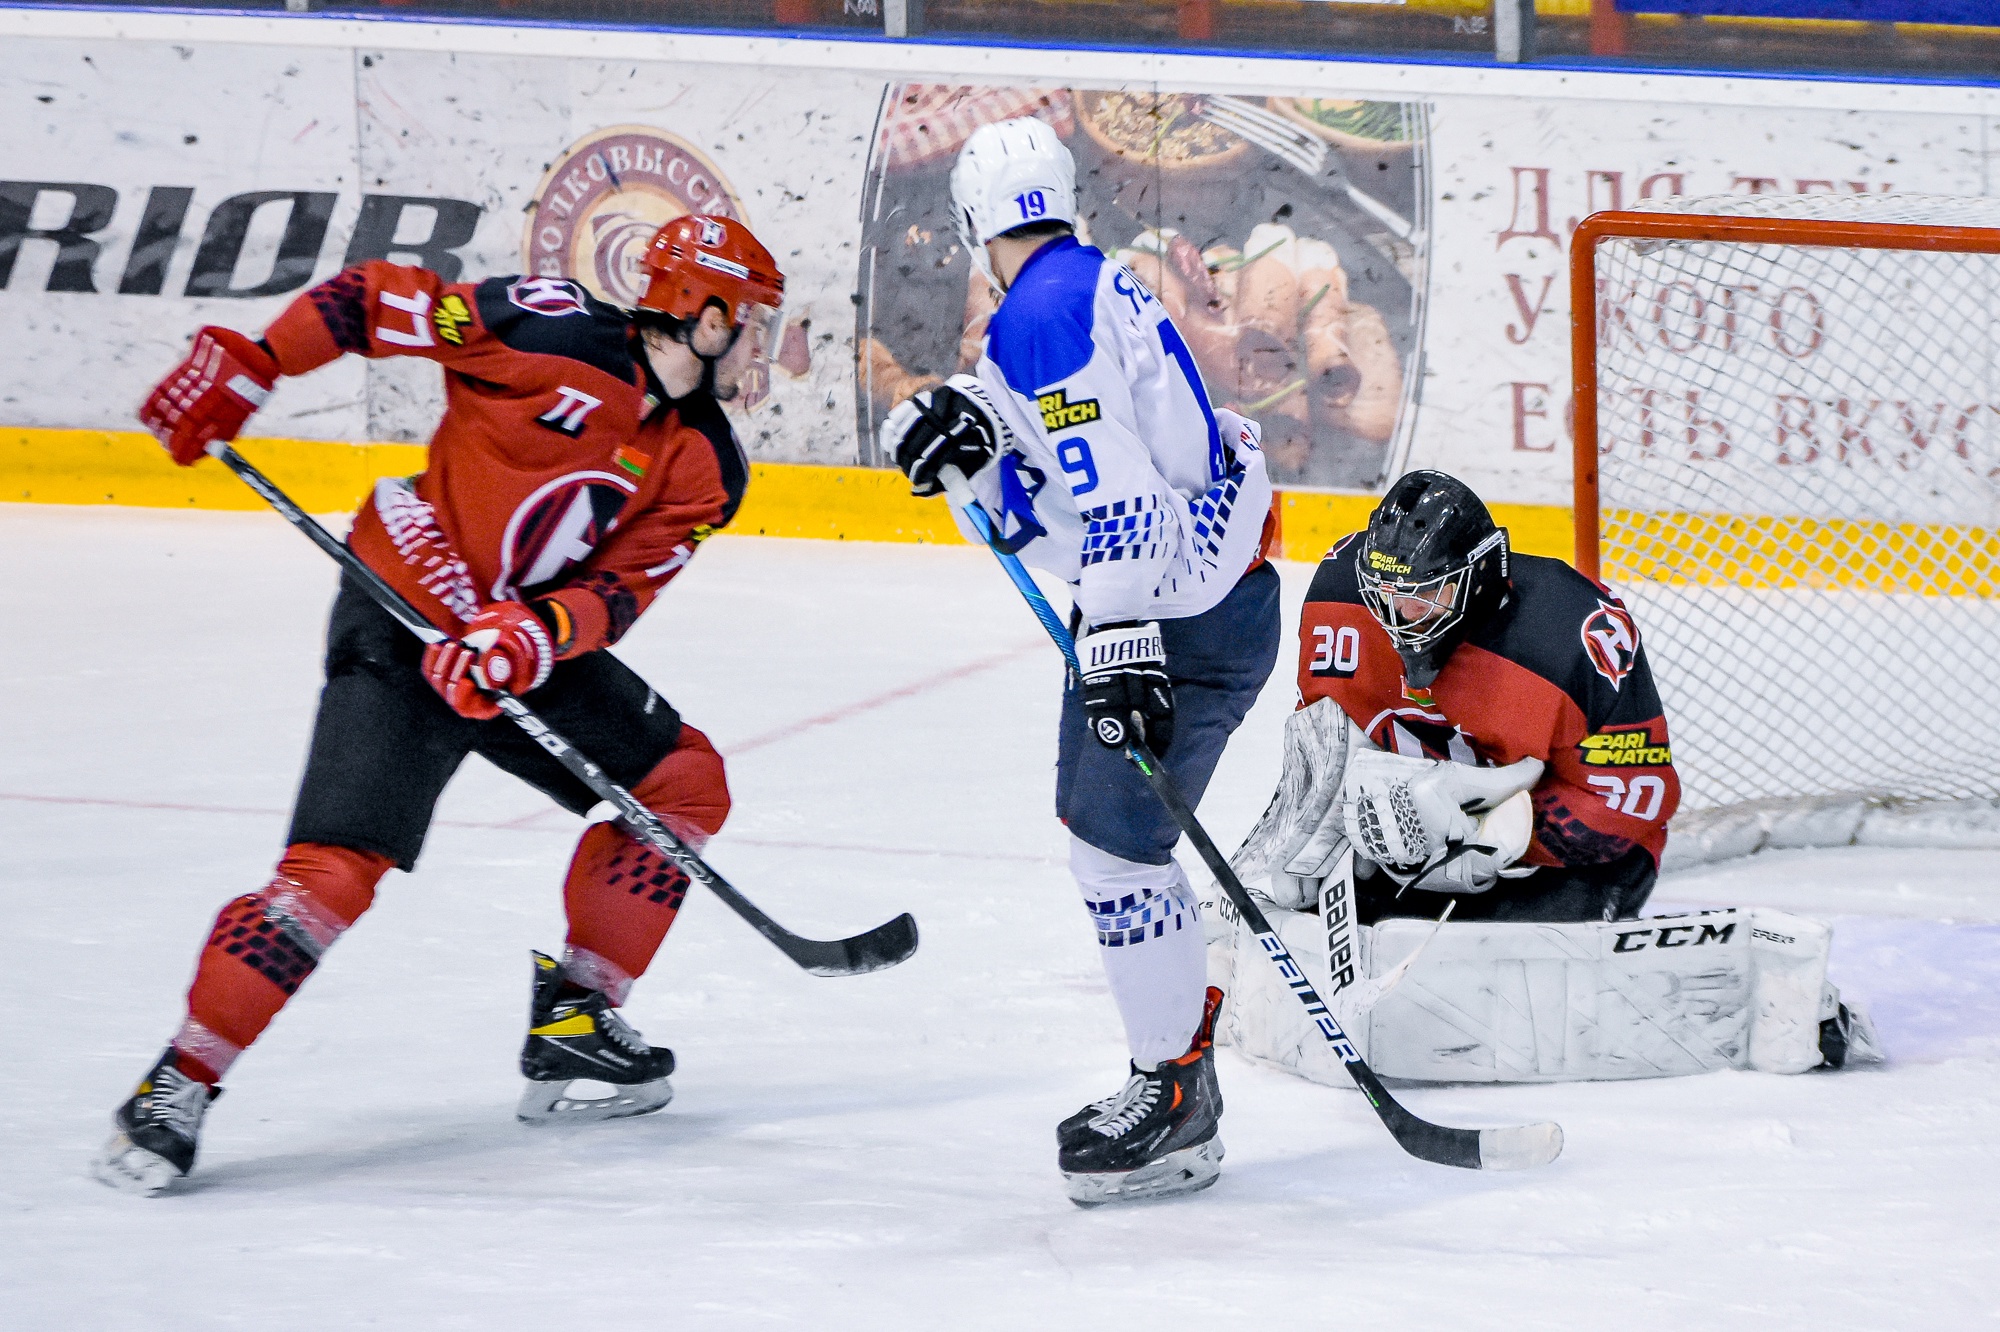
[[880, 374, 1008, 496], [1340, 749, 1543, 893]]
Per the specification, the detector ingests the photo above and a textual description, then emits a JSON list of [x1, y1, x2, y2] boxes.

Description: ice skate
[[1059, 987, 1224, 1207], [1819, 988, 1886, 1070], [92, 1050, 220, 1196], [1057, 993, 1224, 1152], [517, 951, 675, 1125]]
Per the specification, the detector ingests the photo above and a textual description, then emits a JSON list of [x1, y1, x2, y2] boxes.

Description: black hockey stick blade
[[787, 911, 920, 977], [1357, 1062, 1564, 1170]]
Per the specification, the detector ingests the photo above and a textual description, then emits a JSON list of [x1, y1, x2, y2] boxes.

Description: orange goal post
[[1569, 196, 2000, 854]]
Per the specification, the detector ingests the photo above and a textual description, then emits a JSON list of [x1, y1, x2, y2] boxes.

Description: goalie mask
[[1356, 470, 1511, 689]]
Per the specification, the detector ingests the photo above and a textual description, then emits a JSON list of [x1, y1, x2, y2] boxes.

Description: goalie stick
[[940, 465, 1562, 1170], [211, 442, 919, 978]]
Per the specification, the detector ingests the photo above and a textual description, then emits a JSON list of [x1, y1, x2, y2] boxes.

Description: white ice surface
[[4, 506, 1998, 1329]]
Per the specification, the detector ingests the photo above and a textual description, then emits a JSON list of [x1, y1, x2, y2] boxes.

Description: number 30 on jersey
[[1310, 624, 1362, 677]]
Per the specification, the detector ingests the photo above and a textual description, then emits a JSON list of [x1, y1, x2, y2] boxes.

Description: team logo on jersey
[[1581, 599, 1640, 688], [507, 277, 591, 319], [1037, 390, 1100, 432], [1578, 725, 1672, 767], [493, 470, 638, 600], [1367, 713, 1482, 765], [431, 292, 474, 345]]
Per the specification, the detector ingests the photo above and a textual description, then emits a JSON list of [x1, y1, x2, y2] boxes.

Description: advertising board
[[3, 9, 1996, 523]]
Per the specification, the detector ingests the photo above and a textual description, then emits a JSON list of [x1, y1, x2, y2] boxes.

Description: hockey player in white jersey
[[880, 118, 1281, 1206]]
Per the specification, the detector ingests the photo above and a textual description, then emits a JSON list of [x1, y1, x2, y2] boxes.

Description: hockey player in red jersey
[[1216, 471, 1879, 1082], [1297, 468, 1679, 924], [94, 215, 786, 1196]]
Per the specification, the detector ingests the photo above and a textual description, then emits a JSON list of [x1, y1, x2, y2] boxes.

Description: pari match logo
[[523, 126, 784, 411]]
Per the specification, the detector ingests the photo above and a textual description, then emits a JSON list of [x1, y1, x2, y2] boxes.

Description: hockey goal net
[[1572, 195, 2000, 842]]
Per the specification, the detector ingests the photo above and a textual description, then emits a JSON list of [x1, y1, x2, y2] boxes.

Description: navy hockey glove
[[882, 376, 1002, 497], [1077, 621, 1174, 754]]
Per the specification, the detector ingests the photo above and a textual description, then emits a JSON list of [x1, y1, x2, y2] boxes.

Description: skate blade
[[1064, 1137, 1224, 1208], [516, 1075, 673, 1126], [91, 1134, 185, 1196]]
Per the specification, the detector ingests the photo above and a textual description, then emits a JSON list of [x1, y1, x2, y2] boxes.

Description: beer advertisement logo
[[523, 125, 777, 411], [524, 125, 746, 308]]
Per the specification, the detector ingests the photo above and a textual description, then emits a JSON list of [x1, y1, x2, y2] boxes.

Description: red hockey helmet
[[638, 214, 785, 334]]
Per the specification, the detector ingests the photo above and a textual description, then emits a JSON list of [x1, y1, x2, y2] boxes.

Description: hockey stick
[[210, 442, 919, 978], [940, 466, 1561, 1170]]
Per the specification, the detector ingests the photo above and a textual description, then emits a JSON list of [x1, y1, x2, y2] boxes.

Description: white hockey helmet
[[950, 117, 1078, 289]]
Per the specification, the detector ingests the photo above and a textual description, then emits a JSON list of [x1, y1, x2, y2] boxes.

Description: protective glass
[[717, 301, 783, 375], [1356, 567, 1467, 652], [738, 301, 784, 358]]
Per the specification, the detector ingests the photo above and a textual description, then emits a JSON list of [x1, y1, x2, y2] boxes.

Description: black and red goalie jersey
[[261, 260, 747, 656], [1300, 534, 1681, 873]]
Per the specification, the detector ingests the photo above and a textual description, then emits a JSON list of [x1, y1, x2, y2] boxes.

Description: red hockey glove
[[138, 326, 280, 466], [421, 603, 557, 721]]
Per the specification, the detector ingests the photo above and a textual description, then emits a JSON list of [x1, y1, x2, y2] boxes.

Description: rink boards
[[5, 4, 2000, 525]]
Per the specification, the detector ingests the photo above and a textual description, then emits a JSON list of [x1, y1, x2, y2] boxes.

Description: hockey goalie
[[1208, 470, 1882, 1086]]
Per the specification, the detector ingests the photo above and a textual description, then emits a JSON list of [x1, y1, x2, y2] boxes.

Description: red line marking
[[0, 793, 1062, 864], [0, 640, 1057, 862], [718, 641, 1042, 757]]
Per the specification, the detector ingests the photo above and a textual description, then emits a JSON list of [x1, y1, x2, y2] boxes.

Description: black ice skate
[[1058, 987, 1225, 1207], [1818, 989, 1886, 1070], [92, 1049, 221, 1196], [517, 951, 675, 1125]]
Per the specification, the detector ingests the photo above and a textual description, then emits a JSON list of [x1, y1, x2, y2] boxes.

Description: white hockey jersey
[[954, 236, 1273, 626]]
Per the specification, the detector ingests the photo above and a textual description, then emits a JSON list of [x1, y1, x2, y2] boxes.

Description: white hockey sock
[[1070, 836, 1208, 1069]]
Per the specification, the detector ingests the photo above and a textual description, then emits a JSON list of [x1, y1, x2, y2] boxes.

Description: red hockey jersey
[[1299, 536, 1680, 868], [262, 262, 747, 656]]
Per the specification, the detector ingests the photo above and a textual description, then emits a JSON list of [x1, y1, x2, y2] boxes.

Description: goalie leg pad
[[1221, 698, 1371, 913], [1362, 908, 1851, 1081]]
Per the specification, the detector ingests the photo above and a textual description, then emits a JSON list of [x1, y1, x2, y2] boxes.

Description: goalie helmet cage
[[1569, 195, 2000, 857]]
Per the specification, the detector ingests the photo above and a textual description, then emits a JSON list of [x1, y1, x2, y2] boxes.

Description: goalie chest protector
[[1297, 535, 1682, 870]]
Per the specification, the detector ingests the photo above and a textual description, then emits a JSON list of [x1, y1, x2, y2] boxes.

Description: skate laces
[[1088, 1072, 1162, 1139], [140, 1067, 211, 1140], [596, 1005, 651, 1056]]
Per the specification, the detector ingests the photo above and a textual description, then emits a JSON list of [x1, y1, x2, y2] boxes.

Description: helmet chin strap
[[1399, 650, 1444, 693]]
